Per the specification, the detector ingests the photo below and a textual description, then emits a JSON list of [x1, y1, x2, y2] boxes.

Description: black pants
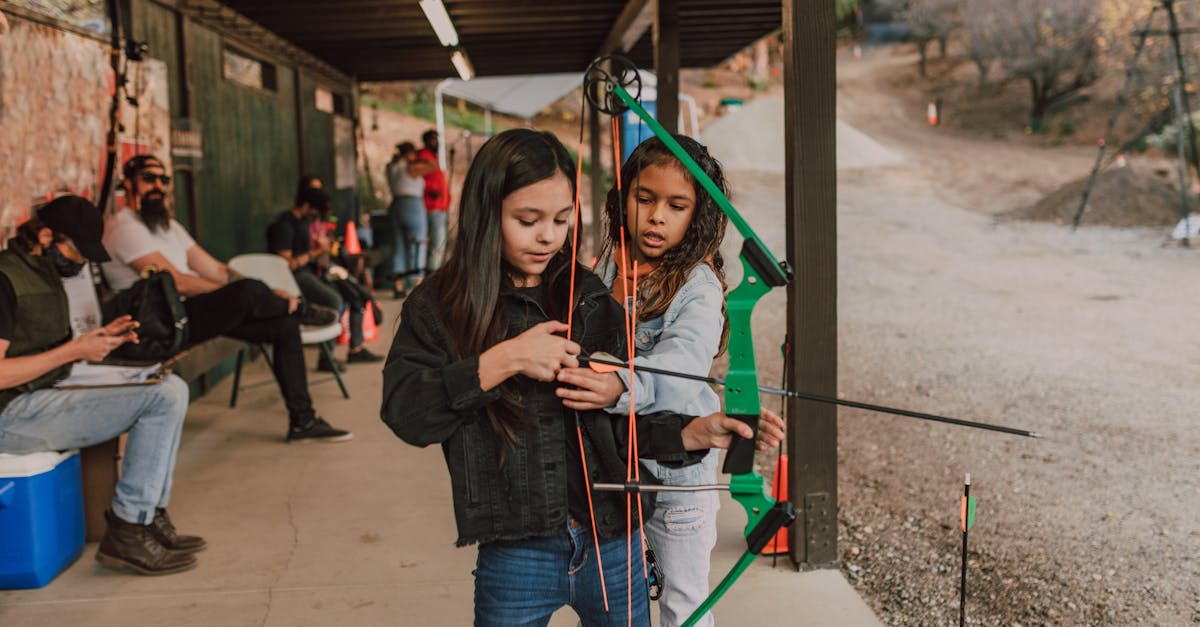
[[184, 279, 314, 425], [295, 269, 365, 348]]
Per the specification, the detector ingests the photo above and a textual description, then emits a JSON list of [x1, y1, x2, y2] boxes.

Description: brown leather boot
[[149, 508, 207, 553], [96, 510, 197, 575]]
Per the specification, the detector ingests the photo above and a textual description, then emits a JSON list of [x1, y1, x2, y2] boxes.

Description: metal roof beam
[[596, 0, 652, 56]]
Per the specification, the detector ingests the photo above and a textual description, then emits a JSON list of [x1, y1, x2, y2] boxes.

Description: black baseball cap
[[122, 154, 165, 180], [37, 195, 111, 262]]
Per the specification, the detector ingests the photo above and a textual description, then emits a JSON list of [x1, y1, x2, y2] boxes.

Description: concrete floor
[[0, 298, 879, 626]]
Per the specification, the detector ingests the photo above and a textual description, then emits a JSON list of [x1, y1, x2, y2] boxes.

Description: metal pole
[[1164, 0, 1196, 242]]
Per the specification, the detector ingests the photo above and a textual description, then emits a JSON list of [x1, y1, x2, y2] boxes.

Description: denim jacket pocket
[[634, 317, 665, 353]]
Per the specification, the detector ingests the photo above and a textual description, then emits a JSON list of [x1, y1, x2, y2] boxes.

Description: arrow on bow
[[581, 353, 1041, 439]]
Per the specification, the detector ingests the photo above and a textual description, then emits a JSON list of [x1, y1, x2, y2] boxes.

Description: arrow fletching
[[584, 351, 624, 374], [961, 496, 976, 532]]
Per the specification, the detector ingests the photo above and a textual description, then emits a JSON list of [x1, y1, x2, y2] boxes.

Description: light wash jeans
[[389, 195, 428, 289], [474, 523, 650, 627], [643, 452, 720, 627], [427, 210, 449, 272], [0, 375, 189, 525]]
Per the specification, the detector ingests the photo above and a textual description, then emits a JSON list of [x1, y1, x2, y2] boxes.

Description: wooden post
[[783, 0, 838, 567], [653, 0, 679, 135]]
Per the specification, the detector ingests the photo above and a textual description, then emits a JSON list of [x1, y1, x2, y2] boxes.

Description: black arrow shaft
[[581, 356, 1040, 439]]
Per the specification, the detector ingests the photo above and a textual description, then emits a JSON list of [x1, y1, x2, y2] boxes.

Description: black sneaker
[[298, 302, 339, 326], [347, 347, 384, 363], [316, 354, 346, 372], [287, 417, 353, 443]]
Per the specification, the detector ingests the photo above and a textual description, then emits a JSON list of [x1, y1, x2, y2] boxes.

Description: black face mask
[[45, 244, 86, 278]]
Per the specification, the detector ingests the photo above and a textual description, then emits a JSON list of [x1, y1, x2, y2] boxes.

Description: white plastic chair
[[226, 254, 349, 403]]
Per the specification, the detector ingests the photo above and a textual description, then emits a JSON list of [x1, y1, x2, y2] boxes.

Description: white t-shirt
[[102, 209, 198, 292]]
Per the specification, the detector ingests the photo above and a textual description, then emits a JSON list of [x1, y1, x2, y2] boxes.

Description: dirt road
[[720, 46, 1198, 625]]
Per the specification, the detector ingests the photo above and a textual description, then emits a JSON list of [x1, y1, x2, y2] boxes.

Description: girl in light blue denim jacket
[[557, 135, 731, 627]]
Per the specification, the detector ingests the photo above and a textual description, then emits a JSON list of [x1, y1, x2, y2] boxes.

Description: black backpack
[[102, 269, 189, 362]]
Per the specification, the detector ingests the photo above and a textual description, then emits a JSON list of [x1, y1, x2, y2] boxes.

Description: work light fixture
[[451, 48, 475, 81], [420, 0, 459, 47]]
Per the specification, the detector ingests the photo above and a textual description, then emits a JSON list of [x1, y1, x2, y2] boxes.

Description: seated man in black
[[267, 187, 381, 370], [102, 155, 352, 443]]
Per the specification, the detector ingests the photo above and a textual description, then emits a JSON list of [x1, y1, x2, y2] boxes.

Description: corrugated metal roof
[[217, 1, 781, 80]]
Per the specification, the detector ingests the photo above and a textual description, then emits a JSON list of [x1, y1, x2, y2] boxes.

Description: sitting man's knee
[[150, 375, 190, 422], [232, 278, 273, 299]]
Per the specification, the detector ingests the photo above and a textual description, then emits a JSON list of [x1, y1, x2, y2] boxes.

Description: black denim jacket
[[381, 267, 703, 546]]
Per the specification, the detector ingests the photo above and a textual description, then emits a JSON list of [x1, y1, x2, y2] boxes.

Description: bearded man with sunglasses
[[101, 155, 353, 443]]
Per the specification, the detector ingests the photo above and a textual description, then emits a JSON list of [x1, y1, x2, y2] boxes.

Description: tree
[[884, 0, 961, 77], [965, 0, 1102, 126]]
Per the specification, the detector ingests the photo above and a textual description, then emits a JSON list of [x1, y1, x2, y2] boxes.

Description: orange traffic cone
[[344, 220, 362, 255], [763, 454, 789, 556], [337, 309, 351, 345], [362, 300, 378, 343], [337, 302, 379, 345]]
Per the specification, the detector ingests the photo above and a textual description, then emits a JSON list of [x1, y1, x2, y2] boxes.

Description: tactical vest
[[0, 247, 72, 412]]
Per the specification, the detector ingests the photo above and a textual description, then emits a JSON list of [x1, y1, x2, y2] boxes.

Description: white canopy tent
[[433, 71, 699, 168]]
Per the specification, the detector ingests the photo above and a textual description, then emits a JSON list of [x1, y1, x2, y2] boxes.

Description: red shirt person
[[417, 130, 451, 271]]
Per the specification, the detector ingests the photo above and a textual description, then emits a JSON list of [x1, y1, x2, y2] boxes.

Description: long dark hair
[[432, 128, 578, 445], [597, 135, 731, 354]]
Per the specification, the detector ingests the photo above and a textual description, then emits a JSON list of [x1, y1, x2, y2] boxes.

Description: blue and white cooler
[[0, 450, 85, 589]]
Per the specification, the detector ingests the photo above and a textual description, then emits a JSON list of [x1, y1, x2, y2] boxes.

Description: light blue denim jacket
[[597, 260, 724, 419]]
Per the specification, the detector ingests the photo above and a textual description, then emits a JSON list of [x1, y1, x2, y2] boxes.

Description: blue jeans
[[474, 523, 650, 627], [427, 210, 449, 272], [0, 375, 190, 525], [389, 195, 428, 289], [642, 452, 720, 627]]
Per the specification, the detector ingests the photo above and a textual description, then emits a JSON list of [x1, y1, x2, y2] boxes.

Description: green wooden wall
[[127, 0, 356, 394], [130, 0, 355, 261], [297, 72, 356, 224]]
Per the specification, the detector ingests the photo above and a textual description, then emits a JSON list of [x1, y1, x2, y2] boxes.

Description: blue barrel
[[622, 99, 657, 163]]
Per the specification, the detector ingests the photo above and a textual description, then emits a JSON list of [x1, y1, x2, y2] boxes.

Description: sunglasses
[[139, 172, 172, 185]]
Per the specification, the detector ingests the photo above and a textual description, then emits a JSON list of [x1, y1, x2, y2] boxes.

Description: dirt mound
[[1015, 163, 1185, 228], [702, 96, 904, 172]]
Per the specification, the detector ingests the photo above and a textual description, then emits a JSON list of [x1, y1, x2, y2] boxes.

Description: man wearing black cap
[[103, 155, 352, 443], [0, 195, 202, 576]]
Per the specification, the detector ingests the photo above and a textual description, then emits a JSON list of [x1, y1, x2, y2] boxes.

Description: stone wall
[[0, 12, 109, 242], [0, 9, 171, 244]]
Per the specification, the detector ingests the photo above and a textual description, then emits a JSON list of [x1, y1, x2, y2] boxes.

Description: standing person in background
[[385, 142, 434, 298], [417, 130, 451, 272]]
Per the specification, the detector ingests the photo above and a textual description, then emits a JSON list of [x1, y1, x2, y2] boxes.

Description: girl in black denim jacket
[[381, 129, 764, 627]]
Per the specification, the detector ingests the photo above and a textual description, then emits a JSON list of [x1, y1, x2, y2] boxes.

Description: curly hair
[[597, 135, 731, 354]]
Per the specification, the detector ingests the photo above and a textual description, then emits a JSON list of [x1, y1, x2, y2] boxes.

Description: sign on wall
[[334, 115, 355, 189]]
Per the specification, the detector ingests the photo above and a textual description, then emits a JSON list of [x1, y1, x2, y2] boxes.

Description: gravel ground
[[712, 45, 1199, 626]]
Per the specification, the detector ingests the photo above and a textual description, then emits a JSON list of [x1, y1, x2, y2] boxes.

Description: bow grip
[[721, 413, 758, 475]]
